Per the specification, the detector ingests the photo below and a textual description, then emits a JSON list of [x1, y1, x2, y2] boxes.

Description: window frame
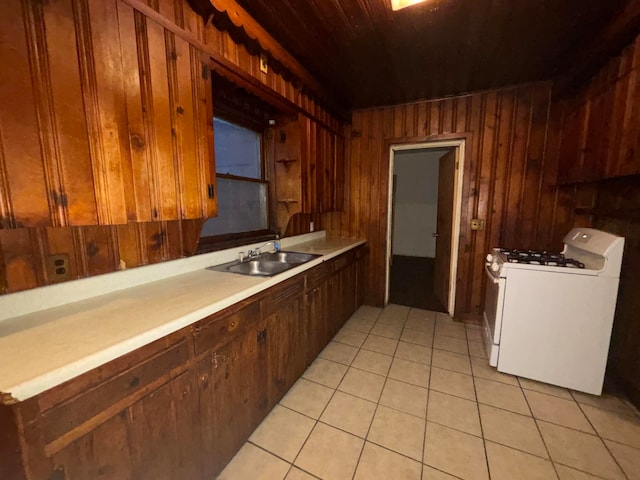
[[196, 114, 277, 254]]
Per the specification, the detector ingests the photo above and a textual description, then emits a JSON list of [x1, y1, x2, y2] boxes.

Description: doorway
[[385, 140, 465, 316]]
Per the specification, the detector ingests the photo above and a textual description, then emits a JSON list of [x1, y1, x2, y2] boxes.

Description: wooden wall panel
[[549, 31, 640, 408], [0, 220, 204, 294], [28, 0, 98, 227], [76, 0, 130, 225], [568, 176, 640, 408], [300, 82, 577, 317], [0, 0, 342, 294], [556, 34, 640, 184], [0, 1, 56, 228]]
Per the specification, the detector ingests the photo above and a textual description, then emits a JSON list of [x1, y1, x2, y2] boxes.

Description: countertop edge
[[2, 238, 366, 403]]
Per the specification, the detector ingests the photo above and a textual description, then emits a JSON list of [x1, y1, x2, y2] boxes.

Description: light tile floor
[[218, 304, 640, 480]]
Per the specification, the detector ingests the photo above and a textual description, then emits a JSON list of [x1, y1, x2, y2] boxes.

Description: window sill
[[195, 230, 278, 255]]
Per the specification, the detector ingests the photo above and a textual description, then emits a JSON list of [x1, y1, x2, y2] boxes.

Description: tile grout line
[[247, 441, 321, 480], [518, 377, 562, 480], [279, 396, 626, 472], [573, 400, 631, 480], [310, 348, 640, 447], [281, 309, 387, 479], [338, 310, 385, 477], [348, 306, 409, 480], [421, 310, 438, 479], [465, 318, 494, 480], [223, 311, 384, 479], [225, 306, 639, 480]]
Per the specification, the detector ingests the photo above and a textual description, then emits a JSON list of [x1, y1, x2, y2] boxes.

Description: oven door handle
[[484, 264, 501, 284]]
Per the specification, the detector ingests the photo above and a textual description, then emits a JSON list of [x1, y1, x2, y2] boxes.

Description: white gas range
[[483, 228, 625, 395]]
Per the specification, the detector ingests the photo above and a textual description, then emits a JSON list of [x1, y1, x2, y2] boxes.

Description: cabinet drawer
[[26, 329, 190, 422], [193, 301, 261, 356], [40, 338, 190, 447], [262, 276, 304, 316], [355, 245, 367, 259], [305, 262, 330, 290], [329, 251, 355, 273]]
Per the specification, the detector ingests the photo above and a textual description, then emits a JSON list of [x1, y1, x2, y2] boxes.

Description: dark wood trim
[[119, 0, 345, 121], [574, 207, 640, 221], [610, 365, 640, 412], [195, 229, 277, 254], [185, 0, 342, 110], [207, 58, 299, 117], [212, 76, 276, 132], [384, 132, 473, 146], [207, 56, 347, 135], [215, 173, 267, 184], [554, 1, 640, 97], [382, 133, 471, 317]]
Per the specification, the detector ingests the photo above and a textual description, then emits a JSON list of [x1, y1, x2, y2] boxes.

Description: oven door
[[483, 265, 505, 366]]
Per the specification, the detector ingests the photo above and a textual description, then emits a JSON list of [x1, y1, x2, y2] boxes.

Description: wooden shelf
[[277, 199, 299, 212], [276, 158, 298, 171]]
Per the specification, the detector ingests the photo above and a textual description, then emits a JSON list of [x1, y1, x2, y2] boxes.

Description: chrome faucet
[[248, 241, 275, 258], [247, 236, 281, 258]]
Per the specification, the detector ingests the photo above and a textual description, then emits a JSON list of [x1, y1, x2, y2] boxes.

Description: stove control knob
[[491, 262, 500, 272], [486, 254, 494, 263]]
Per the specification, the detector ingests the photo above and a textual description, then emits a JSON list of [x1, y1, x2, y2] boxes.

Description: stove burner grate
[[499, 248, 584, 268]]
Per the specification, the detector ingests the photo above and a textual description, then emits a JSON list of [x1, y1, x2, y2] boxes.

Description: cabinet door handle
[[256, 328, 267, 344], [207, 184, 215, 199]]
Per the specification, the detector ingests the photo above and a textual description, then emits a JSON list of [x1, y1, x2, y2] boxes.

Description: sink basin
[[227, 260, 292, 277], [259, 251, 321, 264], [207, 250, 322, 277]]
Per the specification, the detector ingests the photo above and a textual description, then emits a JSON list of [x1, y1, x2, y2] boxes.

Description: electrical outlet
[[46, 253, 71, 281], [471, 219, 485, 230]]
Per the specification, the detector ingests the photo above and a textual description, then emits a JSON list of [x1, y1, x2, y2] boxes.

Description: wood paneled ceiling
[[227, 0, 631, 108]]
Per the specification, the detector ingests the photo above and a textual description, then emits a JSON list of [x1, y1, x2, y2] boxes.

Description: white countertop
[[0, 233, 365, 404]]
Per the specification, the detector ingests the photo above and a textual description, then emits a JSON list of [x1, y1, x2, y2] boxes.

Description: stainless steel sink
[[207, 251, 322, 277], [227, 259, 292, 276], [259, 251, 321, 264]]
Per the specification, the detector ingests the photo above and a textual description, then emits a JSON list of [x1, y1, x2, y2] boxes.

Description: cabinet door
[[326, 255, 358, 337], [306, 284, 329, 365], [265, 293, 306, 408], [0, 0, 216, 228], [48, 410, 134, 480], [198, 319, 268, 478], [355, 248, 366, 308], [343, 261, 358, 321], [49, 371, 201, 480], [127, 371, 203, 480]]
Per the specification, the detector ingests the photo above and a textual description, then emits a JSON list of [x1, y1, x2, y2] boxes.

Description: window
[[200, 118, 269, 238]]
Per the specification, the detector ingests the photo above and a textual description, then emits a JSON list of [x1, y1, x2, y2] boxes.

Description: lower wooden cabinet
[[48, 409, 136, 480], [306, 283, 330, 364], [0, 246, 364, 480], [44, 371, 203, 480], [265, 291, 307, 408], [198, 316, 269, 478]]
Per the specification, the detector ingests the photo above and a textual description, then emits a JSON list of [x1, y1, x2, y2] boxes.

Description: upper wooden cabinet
[[272, 114, 345, 233], [0, 0, 216, 229]]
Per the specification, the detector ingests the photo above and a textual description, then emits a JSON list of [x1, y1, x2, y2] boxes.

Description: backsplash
[[0, 219, 204, 295]]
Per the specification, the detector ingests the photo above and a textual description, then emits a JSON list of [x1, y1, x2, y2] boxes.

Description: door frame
[[385, 139, 466, 316]]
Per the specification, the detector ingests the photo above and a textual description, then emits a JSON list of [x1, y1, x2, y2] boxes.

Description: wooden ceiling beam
[[187, 0, 348, 115], [554, 0, 640, 97]]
